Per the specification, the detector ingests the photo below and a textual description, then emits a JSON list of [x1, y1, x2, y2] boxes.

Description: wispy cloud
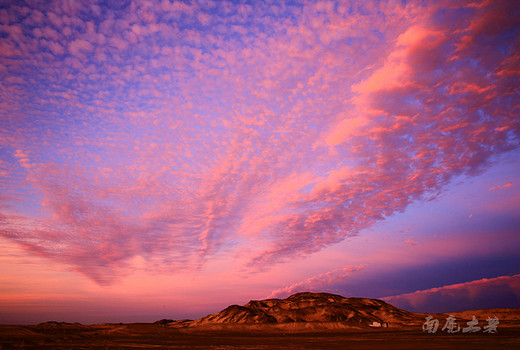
[[489, 182, 513, 191], [268, 265, 366, 299]]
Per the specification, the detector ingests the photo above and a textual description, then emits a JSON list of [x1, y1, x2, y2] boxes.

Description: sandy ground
[[1, 323, 519, 349]]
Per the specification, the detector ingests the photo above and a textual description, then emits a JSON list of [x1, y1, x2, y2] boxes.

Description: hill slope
[[182, 292, 422, 328]]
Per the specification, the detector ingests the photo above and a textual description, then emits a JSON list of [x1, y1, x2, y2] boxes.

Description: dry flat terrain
[[1, 293, 519, 349], [1, 323, 519, 349]]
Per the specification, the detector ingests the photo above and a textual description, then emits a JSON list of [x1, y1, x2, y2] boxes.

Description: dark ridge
[[153, 319, 174, 325], [285, 292, 347, 300]]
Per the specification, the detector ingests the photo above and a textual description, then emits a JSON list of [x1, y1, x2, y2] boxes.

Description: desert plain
[[1, 293, 519, 349]]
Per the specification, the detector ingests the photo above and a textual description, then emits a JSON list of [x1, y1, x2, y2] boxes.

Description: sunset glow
[[1, 0, 519, 324]]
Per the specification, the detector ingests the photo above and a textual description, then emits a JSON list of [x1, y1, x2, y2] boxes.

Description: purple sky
[[0, 0, 519, 325]]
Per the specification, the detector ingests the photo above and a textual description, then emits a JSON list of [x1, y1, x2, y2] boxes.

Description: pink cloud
[[46, 11, 63, 28], [68, 38, 94, 58], [383, 275, 520, 313], [325, 117, 368, 147], [268, 265, 365, 299], [241, 0, 519, 268], [404, 238, 417, 247], [489, 182, 513, 191], [0, 0, 518, 286], [40, 39, 65, 56]]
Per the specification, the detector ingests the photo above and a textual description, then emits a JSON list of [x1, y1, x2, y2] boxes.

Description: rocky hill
[[171, 292, 423, 329]]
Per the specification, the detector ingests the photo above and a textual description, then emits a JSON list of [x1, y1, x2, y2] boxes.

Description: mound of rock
[[182, 292, 421, 327]]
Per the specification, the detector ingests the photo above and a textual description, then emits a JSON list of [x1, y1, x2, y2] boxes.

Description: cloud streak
[[268, 265, 365, 299], [383, 274, 520, 313], [489, 182, 513, 191]]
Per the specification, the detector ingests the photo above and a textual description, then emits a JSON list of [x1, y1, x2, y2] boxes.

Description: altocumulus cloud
[[0, 0, 518, 284]]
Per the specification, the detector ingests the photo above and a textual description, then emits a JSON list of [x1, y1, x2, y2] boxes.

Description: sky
[[0, 0, 519, 325]]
